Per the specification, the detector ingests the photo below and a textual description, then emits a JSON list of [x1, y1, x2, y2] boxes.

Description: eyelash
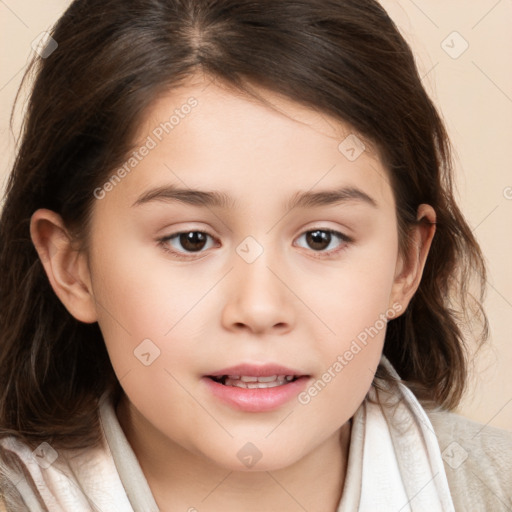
[[157, 228, 352, 261]]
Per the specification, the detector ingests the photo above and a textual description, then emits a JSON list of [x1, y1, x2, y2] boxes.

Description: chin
[[202, 444, 302, 473]]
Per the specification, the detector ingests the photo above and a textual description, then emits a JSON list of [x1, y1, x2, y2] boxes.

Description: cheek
[[297, 234, 398, 406], [89, 228, 207, 331], [88, 242, 205, 427], [297, 285, 391, 431], [87, 228, 225, 394], [305, 234, 399, 340], [85, 232, 169, 368]]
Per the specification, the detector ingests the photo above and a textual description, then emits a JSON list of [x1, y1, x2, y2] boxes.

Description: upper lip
[[206, 363, 308, 378]]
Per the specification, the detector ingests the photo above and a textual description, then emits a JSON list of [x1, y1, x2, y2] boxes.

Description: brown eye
[[160, 231, 215, 255], [295, 228, 350, 254], [178, 232, 208, 252], [305, 230, 332, 251]]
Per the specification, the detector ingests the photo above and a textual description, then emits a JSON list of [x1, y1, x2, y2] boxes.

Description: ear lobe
[[30, 208, 97, 323], [389, 204, 436, 312]]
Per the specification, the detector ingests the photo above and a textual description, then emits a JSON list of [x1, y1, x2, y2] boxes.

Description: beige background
[[1, 1, 511, 431]]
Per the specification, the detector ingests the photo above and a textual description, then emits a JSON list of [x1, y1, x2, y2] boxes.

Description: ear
[[30, 209, 97, 323], [388, 204, 436, 313]]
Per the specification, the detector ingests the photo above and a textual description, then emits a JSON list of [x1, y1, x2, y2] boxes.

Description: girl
[[0, 0, 511, 510]]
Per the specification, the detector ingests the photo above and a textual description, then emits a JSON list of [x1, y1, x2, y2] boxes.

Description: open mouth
[[203, 371, 311, 411], [207, 375, 304, 389]]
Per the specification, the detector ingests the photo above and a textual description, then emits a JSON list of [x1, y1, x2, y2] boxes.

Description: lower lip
[[202, 376, 310, 412]]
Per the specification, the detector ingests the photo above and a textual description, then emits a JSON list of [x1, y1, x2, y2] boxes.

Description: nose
[[220, 248, 296, 335]]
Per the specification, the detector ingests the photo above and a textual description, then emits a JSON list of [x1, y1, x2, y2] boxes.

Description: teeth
[[234, 381, 284, 389], [240, 376, 259, 382], [256, 375, 279, 382], [225, 375, 295, 382], [221, 375, 297, 388]]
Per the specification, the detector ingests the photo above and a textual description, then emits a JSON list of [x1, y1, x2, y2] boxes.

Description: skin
[[30, 73, 436, 512]]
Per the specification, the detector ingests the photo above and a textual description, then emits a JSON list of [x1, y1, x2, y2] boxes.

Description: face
[[71, 75, 410, 471]]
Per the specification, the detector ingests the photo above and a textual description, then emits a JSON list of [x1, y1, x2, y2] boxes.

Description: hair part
[[0, 0, 488, 450]]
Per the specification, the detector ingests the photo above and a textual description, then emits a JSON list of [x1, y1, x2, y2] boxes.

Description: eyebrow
[[131, 184, 378, 210]]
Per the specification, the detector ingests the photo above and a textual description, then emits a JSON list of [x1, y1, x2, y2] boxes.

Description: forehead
[[137, 74, 381, 157], [101, 75, 395, 214]]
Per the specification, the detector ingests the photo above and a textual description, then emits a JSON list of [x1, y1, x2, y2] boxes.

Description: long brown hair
[[0, 0, 488, 451]]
